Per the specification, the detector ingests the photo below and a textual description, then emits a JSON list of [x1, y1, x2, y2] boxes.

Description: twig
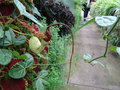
[[107, 17, 120, 36], [12, 29, 32, 36]]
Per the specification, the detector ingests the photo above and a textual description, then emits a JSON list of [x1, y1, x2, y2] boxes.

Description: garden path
[[65, 22, 120, 90]]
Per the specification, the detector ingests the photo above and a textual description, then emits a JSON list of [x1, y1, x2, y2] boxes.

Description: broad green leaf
[[90, 61, 105, 67], [41, 79, 49, 85], [19, 55, 27, 60], [83, 54, 92, 62], [13, 0, 26, 14], [0, 29, 26, 46], [23, 0, 41, 16], [109, 46, 117, 52], [95, 16, 117, 27], [20, 53, 34, 68], [14, 35, 26, 45], [9, 64, 26, 79], [14, 0, 43, 27], [79, 18, 95, 29], [35, 78, 44, 90], [39, 70, 48, 78], [0, 49, 12, 65], [0, 26, 4, 38], [12, 51, 20, 57], [23, 11, 43, 27], [31, 6, 41, 17], [0, 29, 15, 46], [116, 47, 120, 55], [12, 51, 27, 59]]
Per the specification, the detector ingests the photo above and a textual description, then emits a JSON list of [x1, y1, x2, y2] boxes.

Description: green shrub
[[39, 19, 71, 90]]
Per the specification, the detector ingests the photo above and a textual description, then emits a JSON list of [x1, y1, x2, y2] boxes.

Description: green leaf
[[103, 34, 109, 40], [35, 78, 44, 90], [0, 29, 26, 46], [0, 49, 12, 65], [116, 47, 120, 55], [41, 79, 49, 85], [79, 18, 95, 29], [24, 0, 41, 17], [0, 26, 4, 39], [31, 6, 41, 17], [14, 35, 26, 45], [14, 0, 43, 27], [0, 29, 15, 46], [37, 54, 48, 60], [12, 51, 27, 59], [20, 53, 34, 68], [13, 0, 26, 15], [90, 61, 105, 67], [19, 55, 27, 59], [109, 46, 117, 52], [95, 16, 117, 27], [83, 54, 92, 62], [39, 70, 48, 78], [12, 51, 20, 57], [9, 64, 26, 79], [23, 11, 43, 27]]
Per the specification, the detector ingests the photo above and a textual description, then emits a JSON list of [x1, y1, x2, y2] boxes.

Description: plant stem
[[107, 17, 120, 36], [88, 17, 120, 63], [89, 38, 109, 63], [12, 29, 32, 36], [104, 38, 109, 57]]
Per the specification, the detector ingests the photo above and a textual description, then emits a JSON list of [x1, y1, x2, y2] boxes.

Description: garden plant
[[0, 0, 74, 90], [0, 0, 120, 90]]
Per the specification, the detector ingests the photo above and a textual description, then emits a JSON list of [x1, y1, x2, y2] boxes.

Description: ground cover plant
[[0, 0, 74, 90]]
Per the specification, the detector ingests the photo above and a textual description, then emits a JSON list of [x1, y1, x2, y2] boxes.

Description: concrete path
[[66, 23, 120, 90]]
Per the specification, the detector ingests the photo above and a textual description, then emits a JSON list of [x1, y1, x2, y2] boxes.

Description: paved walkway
[[65, 23, 120, 90]]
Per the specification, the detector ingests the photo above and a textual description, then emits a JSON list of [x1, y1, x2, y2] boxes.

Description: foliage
[[72, 3, 82, 33], [45, 66, 65, 90], [95, 16, 117, 27], [0, 0, 73, 90], [44, 22, 70, 90], [34, 0, 75, 36], [82, 16, 120, 65], [56, 0, 75, 13], [90, 0, 120, 46], [0, 49, 12, 65], [74, 0, 87, 5]]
